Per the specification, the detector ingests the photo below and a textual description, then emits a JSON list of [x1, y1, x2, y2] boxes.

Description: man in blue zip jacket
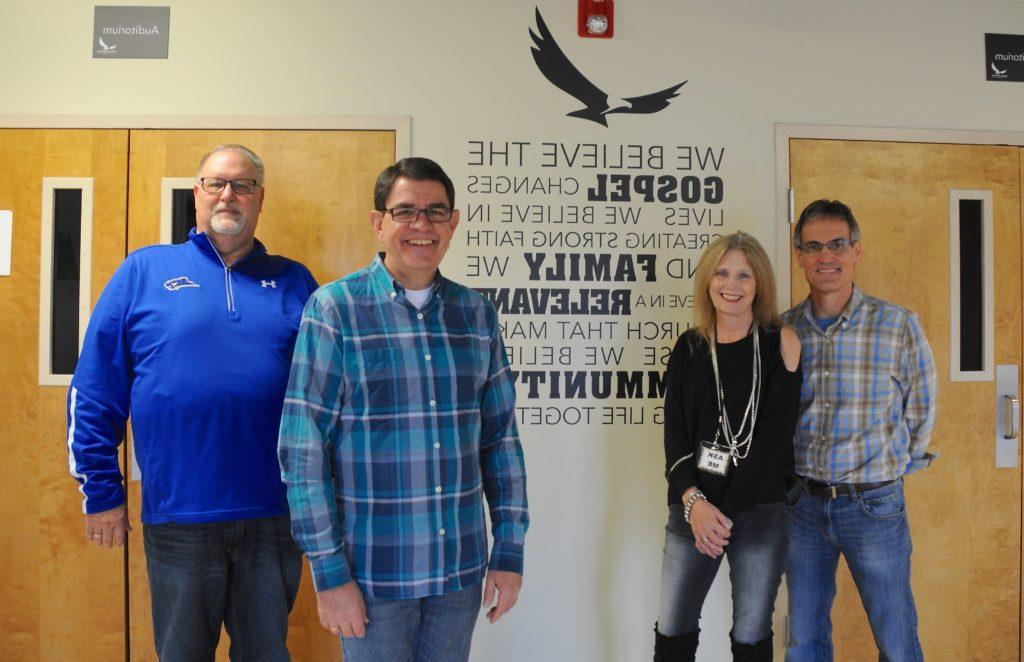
[[66, 144, 318, 660]]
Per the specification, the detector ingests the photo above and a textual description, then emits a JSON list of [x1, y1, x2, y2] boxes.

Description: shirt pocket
[[858, 341, 900, 411], [354, 345, 421, 410], [442, 332, 492, 399]]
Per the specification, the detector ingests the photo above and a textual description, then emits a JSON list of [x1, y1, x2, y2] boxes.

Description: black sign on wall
[[986, 33, 1024, 82]]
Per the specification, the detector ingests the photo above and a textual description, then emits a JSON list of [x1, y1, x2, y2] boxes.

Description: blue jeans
[[143, 514, 302, 662], [785, 479, 922, 662], [340, 583, 483, 662], [657, 502, 787, 644]]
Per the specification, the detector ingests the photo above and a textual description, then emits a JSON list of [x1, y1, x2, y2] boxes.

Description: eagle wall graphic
[[529, 8, 686, 126]]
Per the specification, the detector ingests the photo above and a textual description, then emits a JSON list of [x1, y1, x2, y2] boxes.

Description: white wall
[[4, 2, 1024, 660]]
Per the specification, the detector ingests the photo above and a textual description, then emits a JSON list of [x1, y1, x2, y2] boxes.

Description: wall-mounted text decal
[[461, 139, 728, 426]]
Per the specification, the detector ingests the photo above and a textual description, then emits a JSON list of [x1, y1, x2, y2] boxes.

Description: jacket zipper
[[211, 249, 236, 314], [223, 266, 235, 313]]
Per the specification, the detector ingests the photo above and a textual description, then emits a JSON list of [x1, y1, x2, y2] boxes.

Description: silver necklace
[[709, 326, 761, 466]]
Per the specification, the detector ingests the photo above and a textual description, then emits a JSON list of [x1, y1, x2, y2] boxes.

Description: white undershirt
[[405, 287, 432, 309]]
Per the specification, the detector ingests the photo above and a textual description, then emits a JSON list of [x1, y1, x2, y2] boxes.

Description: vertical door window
[[160, 177, 196, 244], [39, 178, 93, 385], [949, 190, 994, 381]]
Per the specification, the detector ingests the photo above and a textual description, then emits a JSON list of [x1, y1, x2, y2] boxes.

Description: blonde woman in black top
[[654, 232, 802, 662]]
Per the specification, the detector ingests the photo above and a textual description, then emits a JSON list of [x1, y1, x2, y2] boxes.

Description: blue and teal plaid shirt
[[782, 286, 938, 484], [278, 255, 529, 598]]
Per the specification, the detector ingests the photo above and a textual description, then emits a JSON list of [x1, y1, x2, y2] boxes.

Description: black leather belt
[[804, 478, 896, 499]]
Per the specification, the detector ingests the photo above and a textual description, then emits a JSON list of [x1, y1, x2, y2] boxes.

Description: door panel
[[125, 129, 396, 660], [0, 128, 128, 661], [790, 139, 1022, 661]]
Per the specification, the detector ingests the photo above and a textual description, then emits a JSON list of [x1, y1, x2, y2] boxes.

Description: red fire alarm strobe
[[578, 0, 614, 38]]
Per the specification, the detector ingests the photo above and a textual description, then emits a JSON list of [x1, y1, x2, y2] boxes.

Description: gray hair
[[196, 144, 265, 184]]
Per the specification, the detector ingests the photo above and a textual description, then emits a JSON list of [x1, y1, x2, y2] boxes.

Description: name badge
[[697, 441, 730, 477]]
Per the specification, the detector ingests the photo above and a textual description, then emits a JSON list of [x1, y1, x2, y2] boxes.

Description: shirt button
[[390, 292, 397, 298], [425, 354, 432, 361], [824, 369, 831, 376], [434, 442, 441, 449], [417, 313, 424, 320], [430, 399, 436, 407], [439, 528, 446, 536], [824, 402, 831, 408], [435, 485, 442, 493]]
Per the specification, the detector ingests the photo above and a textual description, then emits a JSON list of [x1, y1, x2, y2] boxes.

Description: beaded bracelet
[[683, 489, 708, 524]]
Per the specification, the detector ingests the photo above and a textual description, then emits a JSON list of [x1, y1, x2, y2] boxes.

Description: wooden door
[[125, 129, 396, 660], [789, 139, 1022, 661], [0, 129, 129, 660]]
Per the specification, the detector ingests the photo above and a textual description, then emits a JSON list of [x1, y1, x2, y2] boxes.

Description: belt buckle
[[829, 484, 837, 499]]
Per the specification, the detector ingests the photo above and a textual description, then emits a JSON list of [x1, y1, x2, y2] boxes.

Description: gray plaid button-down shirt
[[783, 286, 938, 484]]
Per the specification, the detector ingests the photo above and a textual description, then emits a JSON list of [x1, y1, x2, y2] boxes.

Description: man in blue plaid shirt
[[278, 157, 529, 661], [782, 199, 937, 662]]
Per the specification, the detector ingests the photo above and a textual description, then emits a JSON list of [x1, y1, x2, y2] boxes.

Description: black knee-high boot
[[653, 623, 699, 662], [730, 631, 773, 662]]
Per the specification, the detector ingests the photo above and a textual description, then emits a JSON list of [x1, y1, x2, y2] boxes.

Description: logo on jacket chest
[[164, 276, 199, 291]]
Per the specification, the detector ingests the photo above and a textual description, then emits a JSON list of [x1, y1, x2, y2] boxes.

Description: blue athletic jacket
[[66, 229, 318, 524]]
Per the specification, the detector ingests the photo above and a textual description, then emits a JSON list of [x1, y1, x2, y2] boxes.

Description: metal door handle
[[996, 366, 1020, 468], [1003, 395, 1020, 440]]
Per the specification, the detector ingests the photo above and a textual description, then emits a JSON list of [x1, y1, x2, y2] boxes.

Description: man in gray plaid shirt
[[782, 199, 937, 662]]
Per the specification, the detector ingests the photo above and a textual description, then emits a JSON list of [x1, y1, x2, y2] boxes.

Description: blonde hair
[[691, 232, 780, 345]]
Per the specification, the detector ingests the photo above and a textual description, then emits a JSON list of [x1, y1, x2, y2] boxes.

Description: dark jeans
[[657, 502, 787, 644], [143, 514, 303, 662]]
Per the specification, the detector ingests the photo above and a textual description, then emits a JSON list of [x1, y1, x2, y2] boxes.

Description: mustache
[[213, 202, 241, 215]]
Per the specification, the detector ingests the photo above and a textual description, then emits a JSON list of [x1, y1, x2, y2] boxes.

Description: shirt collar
[[839, 285, 865, 322], [800, 284, 865, 331], [369, 253, 446, 301], [187, 227, 266, 268]]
